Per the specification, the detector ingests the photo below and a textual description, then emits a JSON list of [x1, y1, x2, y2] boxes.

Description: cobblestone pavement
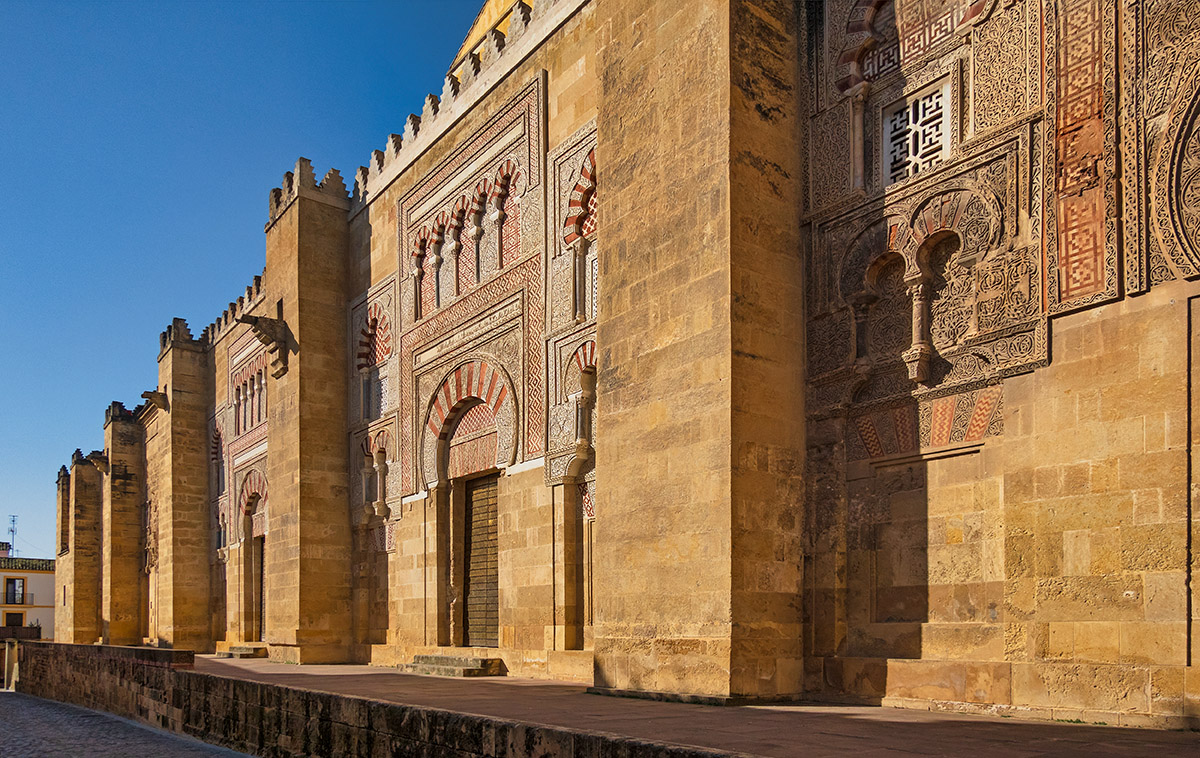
[[0, 691, 249, 758], [195, 657, 1200, 758]]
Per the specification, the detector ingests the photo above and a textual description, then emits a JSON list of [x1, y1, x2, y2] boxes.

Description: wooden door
[[463, 475, 499, 647]]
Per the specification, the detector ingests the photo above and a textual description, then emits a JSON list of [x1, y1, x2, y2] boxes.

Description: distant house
[[0, 541, 54, 639]]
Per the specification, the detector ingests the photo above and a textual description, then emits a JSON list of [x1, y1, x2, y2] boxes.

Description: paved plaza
[[0, 690, 250, 757], [193, 657, 1199, 757]]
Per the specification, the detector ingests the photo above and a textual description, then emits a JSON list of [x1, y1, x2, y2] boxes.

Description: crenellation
[[51, 0, 1200, 729], [508, 1, 532, 41], [441, 73, 461, 102], [403, 114, 421, 143], [484, 28, 506, 62], [422, 94, 440, 122]]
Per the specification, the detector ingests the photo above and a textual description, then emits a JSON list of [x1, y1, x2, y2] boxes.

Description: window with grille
[[883, 79, 951, 186]]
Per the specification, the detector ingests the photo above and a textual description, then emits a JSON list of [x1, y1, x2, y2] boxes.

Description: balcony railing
[[3, 592, 32, 606]]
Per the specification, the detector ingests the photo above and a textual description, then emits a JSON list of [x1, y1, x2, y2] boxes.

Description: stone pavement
[[0, 690, 250, 757], [194, 657, 1199, 757]]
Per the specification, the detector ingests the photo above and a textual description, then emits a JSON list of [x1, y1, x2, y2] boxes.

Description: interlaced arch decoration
[[834, 0, 991, 93], [837, 183, 1005, 383], [563, 149, 596, 245], [839, 215, 916, 302], [420, 358, 518, 488], [356, 302, 393, 371]]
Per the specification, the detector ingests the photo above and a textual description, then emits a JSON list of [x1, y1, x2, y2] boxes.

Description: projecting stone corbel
[[140, 390, 169, 411], [902, 344, 932, 384], [87, 452, 110, 475], [237, 315, 290, 377]]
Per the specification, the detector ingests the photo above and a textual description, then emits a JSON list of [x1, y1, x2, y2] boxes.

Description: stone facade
[[54, 0, 1200, 726]]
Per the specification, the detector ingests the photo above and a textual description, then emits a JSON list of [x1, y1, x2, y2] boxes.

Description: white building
[[0, 542, 54, 638]]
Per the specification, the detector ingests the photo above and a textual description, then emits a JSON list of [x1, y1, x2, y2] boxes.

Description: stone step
[[227, 645, 268, 659], [401, 664, 503, 677], [402, 655, 506, 677]]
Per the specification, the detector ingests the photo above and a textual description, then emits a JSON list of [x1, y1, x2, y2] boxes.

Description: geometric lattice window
[[883, 78, 950, 186]]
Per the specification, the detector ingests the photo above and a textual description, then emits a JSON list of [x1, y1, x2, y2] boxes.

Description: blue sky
[[0, 0, 482, 557]]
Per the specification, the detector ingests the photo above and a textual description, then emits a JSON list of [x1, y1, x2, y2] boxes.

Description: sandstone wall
[[802, 0, 1200, 726], [14, 641, 731, 757]]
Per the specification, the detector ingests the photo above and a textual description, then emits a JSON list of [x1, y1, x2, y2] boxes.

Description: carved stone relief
[[393, 76, 546, 495], [809, 133, 1042, 424], [419, 356, 519, 488]]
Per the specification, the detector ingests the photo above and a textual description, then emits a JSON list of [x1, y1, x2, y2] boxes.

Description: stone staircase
[[214, 644, 268, 660], [401, 654, 506, 677]]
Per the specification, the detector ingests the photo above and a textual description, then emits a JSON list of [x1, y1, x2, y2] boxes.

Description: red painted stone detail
[[455, 402, 496, 437], [580, 188, 598, 238], [855, 416, 885, 458], [893, 405, 917, 453], [448, 431, 498, 480], [239, 469, 267, 514], [563, 149, 596, 245], [579, 482, 595, 520], [573, 340, 596, 372], [964, 386, 1002, 442], [425, 360, 510, 440], [501, 191, 522, 268], [929, 395, 957, 447], [1055, 0, 1106, 303], [356, 302, 393, 371]]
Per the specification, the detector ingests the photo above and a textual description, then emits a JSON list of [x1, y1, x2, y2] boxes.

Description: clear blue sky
[[0, 0, 482, 558]]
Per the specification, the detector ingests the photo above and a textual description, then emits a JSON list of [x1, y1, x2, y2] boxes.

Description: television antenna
[[7, 516, 16, 557]]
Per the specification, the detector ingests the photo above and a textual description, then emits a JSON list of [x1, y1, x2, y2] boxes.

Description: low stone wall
[[15, 642, 743, 757]]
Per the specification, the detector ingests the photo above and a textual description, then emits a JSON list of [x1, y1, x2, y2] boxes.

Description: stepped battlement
[[349, 0, 548, 211], [199, 270, 267, 345]]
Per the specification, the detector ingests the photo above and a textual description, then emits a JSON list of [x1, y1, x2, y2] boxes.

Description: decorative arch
[[564, 339, 597, 392], [1152, 71, 1200, 280], [238, 469, 267, 515], [834, 0, 894, 91], [563, 149, 597, 245], [909, 184, 1004, 266], [356, 302, 393, 371], [210, 425, 223, 465], [360, 428, 392, 458], [452, 189, 489, 293], [834, 0, 991, 93], [420, 358, 518, 488], [489, 159, 524, 205], [839, 215, 916, 302], [491, 160, 524, 268], [572, 340, 596, 372]]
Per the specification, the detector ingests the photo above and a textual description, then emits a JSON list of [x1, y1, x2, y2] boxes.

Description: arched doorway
[[421, 358, 517, 648], [238, 470, 267, 643]]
